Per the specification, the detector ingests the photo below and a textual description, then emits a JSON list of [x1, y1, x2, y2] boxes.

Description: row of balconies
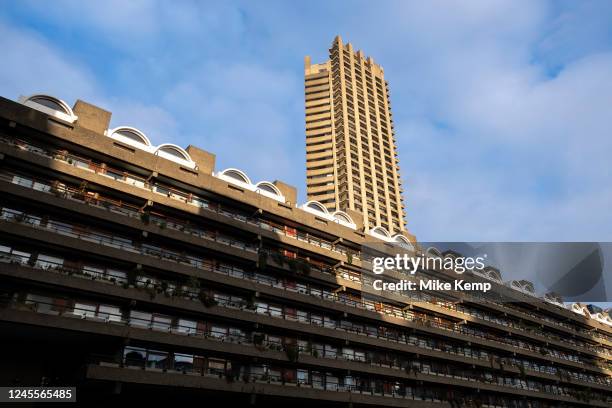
[[2, 244, 610, 381], [1, 134, 610, 346], [2, 293, 610, 402], [3, 184, 601, 364], [0, 137, 361, 258]]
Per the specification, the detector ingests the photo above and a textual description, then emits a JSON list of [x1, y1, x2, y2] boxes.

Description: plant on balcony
[[288, 258, 299, 274], [253, 333, 264, 345], [253, 333, 266, 351], [270, 252, 284, 267], [140, 211, 151, 225], [299, 259, 311, 276], [285, 345, 299, 363], [158, 220, 167, 229], [146, 285, 157, 300], [172, 287, 184, 298], [496, 357, 505, 372], [127, 269, 137, 287], [244, 295, 257, 310], [199, 291, 217, 308], [160, 280, 169, 296], [518, 364, 526, 379], [188, 276, 200, 290], [305, 342, 312, 354], [347, 252, 353, 265], [258, 250, 268, 269]]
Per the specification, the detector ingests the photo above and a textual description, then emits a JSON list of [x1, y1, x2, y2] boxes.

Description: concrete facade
[[305, 36, 408, 237], [0, 94, 610, 407]]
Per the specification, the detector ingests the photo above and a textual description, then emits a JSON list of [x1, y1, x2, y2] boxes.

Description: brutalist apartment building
[[0, 94, 611, 407]]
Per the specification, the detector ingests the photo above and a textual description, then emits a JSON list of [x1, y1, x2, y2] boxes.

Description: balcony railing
[[4, 135, 611, 348], [3, 250, 611, 381], [0, 135, 361, 261], [4, 297, 610, 401]]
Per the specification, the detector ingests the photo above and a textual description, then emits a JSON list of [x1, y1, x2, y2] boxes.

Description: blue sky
[[1, 0, 612, 244]]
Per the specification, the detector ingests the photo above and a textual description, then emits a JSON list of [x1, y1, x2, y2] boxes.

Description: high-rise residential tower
[[305, 36, 409, 237]]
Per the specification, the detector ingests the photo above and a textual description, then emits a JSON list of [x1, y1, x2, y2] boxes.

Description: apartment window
[[0, 245, 30, 263], [174, 353, 194, 372], [210, 325, 227, 339], [152, 314, 172, 331], [146, 350, 169, 370], [297, 310, 309, 323], [98, 305, 121, 322], [124, 346, 147, 367], [324, 345, 337, 358], [25, 293, 54, 314], [177, 318, 197, 335], [129, 310, 152, 328], [297, 369, 309, 385], [208, 358, 227, 375], [324, 316, 336, 328], [73, 302, 96, 318]]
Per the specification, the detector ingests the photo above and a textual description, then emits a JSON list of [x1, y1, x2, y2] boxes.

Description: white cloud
[[0, 21, 96, 102]]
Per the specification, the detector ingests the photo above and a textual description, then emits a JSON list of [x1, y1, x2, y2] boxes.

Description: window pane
[[74, 302, 96, 318], [129, 310, 152, 327], [98, 305, 121, 322], [174, 353, 194, 372], [36, 254, 63, 270], [124, 347, 146, 367], [151, 315, 172, 331], [177, 319, 197, 334]]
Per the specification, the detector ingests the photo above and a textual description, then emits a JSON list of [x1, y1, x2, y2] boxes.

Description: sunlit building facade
[[305, 36, 409, 238], [0, 94, 611, 406]]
